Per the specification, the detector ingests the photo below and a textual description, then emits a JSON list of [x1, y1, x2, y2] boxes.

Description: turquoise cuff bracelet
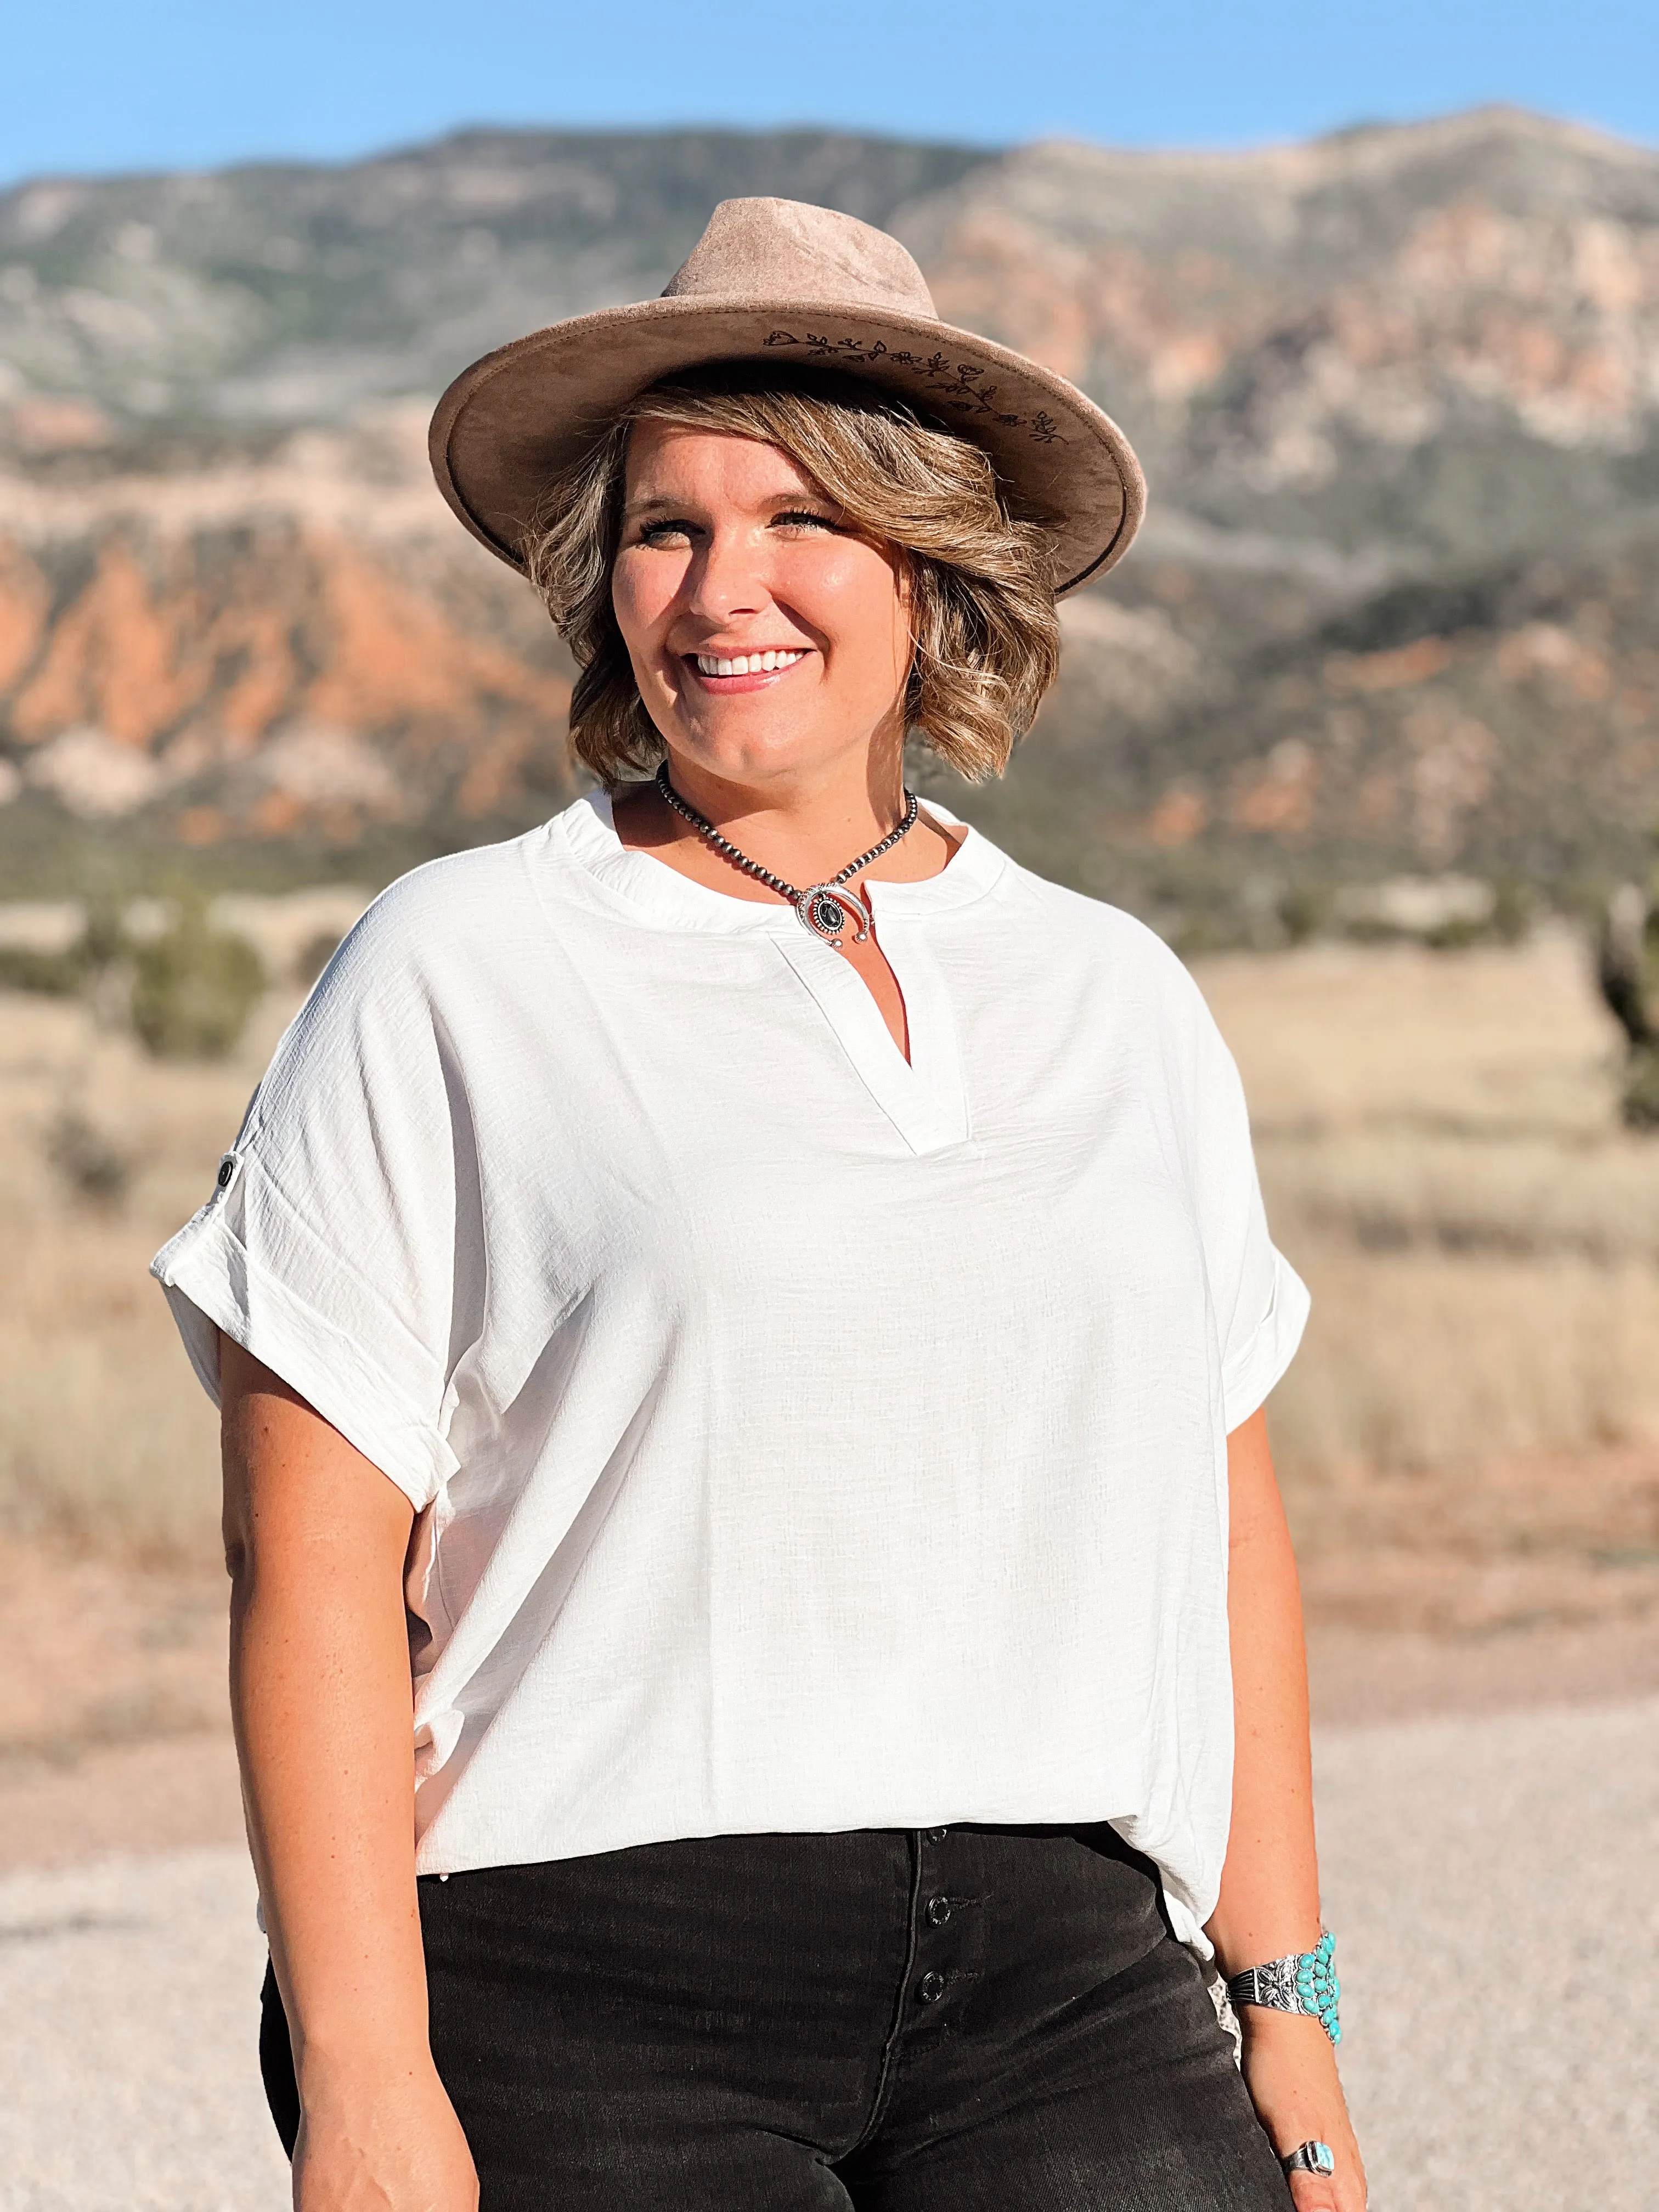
[[1225, 1929, 1341, 2045]]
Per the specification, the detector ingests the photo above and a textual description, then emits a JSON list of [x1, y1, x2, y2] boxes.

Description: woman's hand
[[1239, 2011, 1366, 2211], [293, 2051, 478, 2211]]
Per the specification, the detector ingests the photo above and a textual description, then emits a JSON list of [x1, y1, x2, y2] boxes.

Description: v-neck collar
[[558, 791, 1001, 1155], [772, 913, 970, 1153]]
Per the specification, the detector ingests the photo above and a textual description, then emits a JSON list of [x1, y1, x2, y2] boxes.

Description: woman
[[154, 198, 1364, 2210]]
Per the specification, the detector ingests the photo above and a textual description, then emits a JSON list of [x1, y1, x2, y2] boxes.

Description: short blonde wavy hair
[[522, 367, 1062, 786]]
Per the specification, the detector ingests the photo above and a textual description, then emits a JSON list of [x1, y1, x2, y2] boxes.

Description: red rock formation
[[0, 472, 574, 840]]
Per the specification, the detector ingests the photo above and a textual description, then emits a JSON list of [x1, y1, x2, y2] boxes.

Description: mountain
[[1, 111, 1655, 928], [0, 130, 991, 431]]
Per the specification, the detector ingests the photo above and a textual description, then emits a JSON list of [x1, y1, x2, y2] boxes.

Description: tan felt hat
[[429, 197, 1145, 596]]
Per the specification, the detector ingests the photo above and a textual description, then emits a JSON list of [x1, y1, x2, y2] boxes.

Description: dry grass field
[[0, 985, 294, 1562], [2, 921, 1657, 1855], [0, 981, 293, 1854], [1205, 933, 1659, 1679]]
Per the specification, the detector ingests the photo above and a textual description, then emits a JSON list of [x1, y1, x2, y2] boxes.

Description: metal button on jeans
[[926, 1894, 952, 1927], [916, 1970, 946, 2005], [925, 1827, 949, 1844]]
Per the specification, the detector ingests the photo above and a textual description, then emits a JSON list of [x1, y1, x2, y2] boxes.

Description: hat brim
[[428, 294, 1145, 596]]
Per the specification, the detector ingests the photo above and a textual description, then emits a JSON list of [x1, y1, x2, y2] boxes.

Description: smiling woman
[[151, 196, 1363, 2212]]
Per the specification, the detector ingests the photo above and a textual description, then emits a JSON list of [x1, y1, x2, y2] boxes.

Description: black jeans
[[261, 1823, 1291, 2209]]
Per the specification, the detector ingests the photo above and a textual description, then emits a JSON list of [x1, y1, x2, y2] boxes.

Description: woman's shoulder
[[320, 808, 599, 984], [1000, 855, 1205, 1005], [247, 816, 590, 1128], [345, 820, 555, 941]]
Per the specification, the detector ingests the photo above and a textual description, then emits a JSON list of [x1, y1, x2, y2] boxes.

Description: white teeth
[[695, 648, 804, 676]]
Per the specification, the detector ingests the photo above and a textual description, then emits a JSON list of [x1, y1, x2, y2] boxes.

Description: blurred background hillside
[[1, 107, 1657, 946]]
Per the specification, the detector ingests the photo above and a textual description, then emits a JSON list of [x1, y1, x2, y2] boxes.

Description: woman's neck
[[612, 750, 957, 900]]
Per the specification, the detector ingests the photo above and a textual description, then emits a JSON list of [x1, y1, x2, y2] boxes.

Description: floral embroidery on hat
[[759, 328, 1065, 444]]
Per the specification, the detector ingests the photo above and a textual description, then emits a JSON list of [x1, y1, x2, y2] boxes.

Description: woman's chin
[[661, 719, 834, 786]]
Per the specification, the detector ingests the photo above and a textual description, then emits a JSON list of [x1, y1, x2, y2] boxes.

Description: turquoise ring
[[1282, 2140, 1336, 2178]]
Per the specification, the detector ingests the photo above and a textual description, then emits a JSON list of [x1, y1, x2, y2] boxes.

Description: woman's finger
[[1289, 2162, 1368, 2210], [1286, 2161, 1367, 2209], [1287, 2176, 1336, 2209]]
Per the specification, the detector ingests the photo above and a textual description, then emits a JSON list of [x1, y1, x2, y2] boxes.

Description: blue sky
[[2, 0, 1654, 185]]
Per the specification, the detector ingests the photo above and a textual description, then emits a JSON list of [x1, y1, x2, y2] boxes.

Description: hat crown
[[662, 197, 939, 319]]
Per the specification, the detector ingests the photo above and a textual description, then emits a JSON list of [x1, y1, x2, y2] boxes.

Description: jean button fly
[[926, 1893, 952, 1927], [916, 1970, 946, 2005], [925, 1826, 949, 1844]]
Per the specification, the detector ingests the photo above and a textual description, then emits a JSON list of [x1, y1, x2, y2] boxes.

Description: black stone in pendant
[[797, 883, 870, 945]]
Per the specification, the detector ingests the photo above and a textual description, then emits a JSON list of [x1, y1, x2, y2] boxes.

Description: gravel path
[[1315, 1695, 1659, 2211], [0, 1847, 286, 2212], [2, 1696, 1654, 2211]]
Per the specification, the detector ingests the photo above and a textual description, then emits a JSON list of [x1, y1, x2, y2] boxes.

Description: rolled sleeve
[[150, 883, 473, 1512], [153, 1169, 455, 1511], [1164, 958, 1311, 1432], [1220, 1243, 1310, 1434]]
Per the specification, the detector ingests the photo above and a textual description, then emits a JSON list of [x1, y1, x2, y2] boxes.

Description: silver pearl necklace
[[653, 763, 919, 949]]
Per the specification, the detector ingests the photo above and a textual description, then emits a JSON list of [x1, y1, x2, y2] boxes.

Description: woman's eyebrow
[[622, 488, 836, 521]]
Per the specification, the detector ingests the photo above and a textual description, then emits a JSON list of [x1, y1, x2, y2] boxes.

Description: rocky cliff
[[1, 111, 1655, 921]]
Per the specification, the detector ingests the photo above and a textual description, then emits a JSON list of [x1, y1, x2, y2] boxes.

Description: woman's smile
[[684, 646, 811, 692]]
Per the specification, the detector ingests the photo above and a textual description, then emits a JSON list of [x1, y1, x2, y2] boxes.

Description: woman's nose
[[684, 526, 769, 623]]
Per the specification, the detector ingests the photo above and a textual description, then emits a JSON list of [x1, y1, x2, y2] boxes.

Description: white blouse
[[153, 793, 1307, 1947]]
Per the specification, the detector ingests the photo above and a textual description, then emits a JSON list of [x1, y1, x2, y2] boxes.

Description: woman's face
[[611, 422, 912, 791]]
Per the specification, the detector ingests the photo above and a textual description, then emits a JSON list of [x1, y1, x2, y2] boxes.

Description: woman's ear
[[891, 542, 915, 612]]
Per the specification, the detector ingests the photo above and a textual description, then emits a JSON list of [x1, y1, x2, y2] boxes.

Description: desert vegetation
[[1209, 932, 1659, 1640], [0, 888, 366, 1558], [0, 896, 269, 1065], [1598, 859, 1659, 1128], [0, 984, 276, 1560]]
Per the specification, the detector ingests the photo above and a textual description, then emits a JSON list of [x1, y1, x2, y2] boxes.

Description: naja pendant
[[795, 882, 872, 947]]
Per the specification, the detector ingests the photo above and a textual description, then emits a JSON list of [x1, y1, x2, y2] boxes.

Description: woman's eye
[[631, 510, 838, 545]]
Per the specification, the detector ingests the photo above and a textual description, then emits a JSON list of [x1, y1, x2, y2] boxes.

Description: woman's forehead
[[623, 421, 820, 501]]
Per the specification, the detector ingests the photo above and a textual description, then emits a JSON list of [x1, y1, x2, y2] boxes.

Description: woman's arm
[[1208, 1407, 1365, 2211], [221, 1339, 477, 2210]]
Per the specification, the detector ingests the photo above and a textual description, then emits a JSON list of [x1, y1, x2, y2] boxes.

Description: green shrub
[[1424, 913, 1489, 952], [0, 944, 85, 995], [1276, 883, 1325, 946], [0, 899, 130, 998], [46, 1105, 131, 1208], [1622, 1043, 1659, 1132], [129, 913, 264, 1060], [1490, 877, 1534, 945]]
